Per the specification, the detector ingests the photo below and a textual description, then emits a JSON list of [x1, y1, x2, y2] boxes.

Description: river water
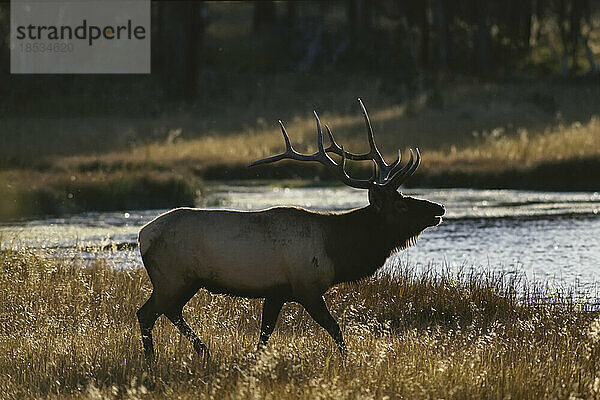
[[1, 184, 599, 292]]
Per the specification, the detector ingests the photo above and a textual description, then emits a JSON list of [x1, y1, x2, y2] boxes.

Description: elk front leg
[[257, 297, 284, 350], [300, 295, 347, 357]]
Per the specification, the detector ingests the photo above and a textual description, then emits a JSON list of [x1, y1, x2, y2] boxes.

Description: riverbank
[[2, 156, 598, 221], [0, 248, 597, 399], [0, 170, 197, 221]]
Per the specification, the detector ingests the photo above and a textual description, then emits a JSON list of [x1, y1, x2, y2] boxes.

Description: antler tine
[[324, 124, 341, 153], [388, 149, 402, 171], [358, 98, 406, 183], [385, 149, 405, 179], [279, 119, 293, 150], [358, 98, 385, 167], [338, 146, 374, 189], [406, 148, 421, 176], [323, 103, 402, 178], [314, 113, 373, 188], [313, 111, 338, 167], [250, 112, 376, 190], [382, 148, 421, 189], [249, 121, 294, 166], [324, 124, 373, 161], [250, 102, 420, 190], [388, 149, 415, 183], [313, 112, 375, 189], [249, 120, 324, 167], [313, 113, 375, 188]]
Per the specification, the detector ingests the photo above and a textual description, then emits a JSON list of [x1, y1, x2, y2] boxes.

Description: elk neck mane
[[321, 205, 422, 284]]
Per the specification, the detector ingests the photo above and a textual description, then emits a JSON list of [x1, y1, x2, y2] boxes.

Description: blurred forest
[[1, 0, 598, 114]]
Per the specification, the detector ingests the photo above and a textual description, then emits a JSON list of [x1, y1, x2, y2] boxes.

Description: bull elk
[[137, 99, 445, 362]]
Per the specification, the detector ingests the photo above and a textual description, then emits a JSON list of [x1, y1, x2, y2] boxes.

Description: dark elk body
[[137, 99, 445, 361]]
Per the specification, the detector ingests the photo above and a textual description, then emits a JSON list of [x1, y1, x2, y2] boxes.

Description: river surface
[[1, 184, 599, 292]]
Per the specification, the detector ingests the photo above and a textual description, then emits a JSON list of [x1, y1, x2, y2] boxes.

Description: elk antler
[[250, 111, 375, 189], [250, 99, 420, 190]]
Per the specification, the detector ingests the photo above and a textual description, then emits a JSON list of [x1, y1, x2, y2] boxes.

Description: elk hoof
[[194, 342, 210, 359], [143, 351, 155, 366]]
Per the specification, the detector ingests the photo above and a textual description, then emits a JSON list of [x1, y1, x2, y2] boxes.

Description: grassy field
[[1, 78, 599, 220], [0, 248, 599, 399]]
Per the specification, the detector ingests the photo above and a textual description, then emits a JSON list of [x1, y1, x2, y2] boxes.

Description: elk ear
[[368, 186, 388, 212]]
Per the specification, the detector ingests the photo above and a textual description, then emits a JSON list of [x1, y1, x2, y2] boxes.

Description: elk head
[[251, 98, 445, 244]]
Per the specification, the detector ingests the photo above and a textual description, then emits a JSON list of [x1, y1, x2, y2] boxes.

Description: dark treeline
[[0, 0, 598, 113], [156, 0, 598, 88]]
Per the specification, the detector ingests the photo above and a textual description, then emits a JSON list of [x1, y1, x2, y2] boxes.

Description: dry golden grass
[[61, 103, 600, 175], [1, 248, 598, 399], [426, 116, 600, 171], [4, 80, 589, 172]]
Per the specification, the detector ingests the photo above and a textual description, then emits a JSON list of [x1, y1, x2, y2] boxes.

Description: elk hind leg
[[301, 295, 347, 357], [164, 284, 209, 358], [137, 292, 161, 363]]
